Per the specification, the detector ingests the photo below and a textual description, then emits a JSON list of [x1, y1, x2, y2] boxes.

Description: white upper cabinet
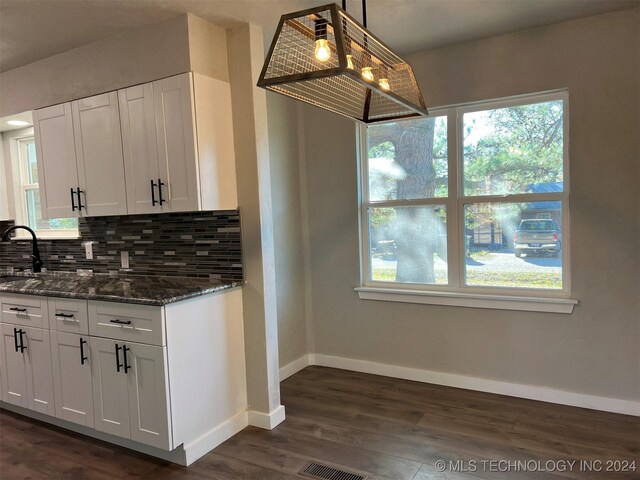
[[34, 72, 236, 218], [33, 103, 80, 219], [118, 83, 160, 215], [153, 73, 200, 212], [72, 92, 128, 217], [121, 72, 237, 214]]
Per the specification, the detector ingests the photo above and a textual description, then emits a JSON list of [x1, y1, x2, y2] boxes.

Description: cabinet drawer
[[88, 301, 165, 346], [49, 298, 89, 335], [1, 294, 48, 329]]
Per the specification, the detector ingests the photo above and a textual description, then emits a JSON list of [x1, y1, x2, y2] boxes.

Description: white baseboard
[[248, 404, 286, 430], [279, 353, 640, 417], [280, 354, 313, 381], [183, 411, 248, 466]]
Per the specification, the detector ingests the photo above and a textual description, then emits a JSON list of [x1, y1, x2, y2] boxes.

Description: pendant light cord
[[362, 0, 367, 28], [342, 0, 367, 28]]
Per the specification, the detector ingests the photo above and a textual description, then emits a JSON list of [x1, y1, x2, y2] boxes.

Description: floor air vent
[[299, 462, 369, 480]]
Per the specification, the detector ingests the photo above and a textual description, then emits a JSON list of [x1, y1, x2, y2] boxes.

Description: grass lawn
[[372, 266, 562, 289]]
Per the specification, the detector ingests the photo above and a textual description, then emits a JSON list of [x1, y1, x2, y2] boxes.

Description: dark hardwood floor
[[1, 366, 638, 479]]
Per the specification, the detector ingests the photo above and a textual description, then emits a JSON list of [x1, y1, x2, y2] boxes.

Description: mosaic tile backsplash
[[0, 211, 243, 282]]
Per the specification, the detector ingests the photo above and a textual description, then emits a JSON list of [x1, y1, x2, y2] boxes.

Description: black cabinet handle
[[123, 345, 131, 373], [13, 328, 19, 352], [80, 338, 88, 365], [56, 312, 75, 319], [110, 319, 132, 325], [71, 188, 77, 211], [158, 179, 166, 205], [9, 307, 27, 313], [115, 343, 123, 372], [151, 180, 158, 206], [77, 188, 85, 211], [18, 329, 26, 353]]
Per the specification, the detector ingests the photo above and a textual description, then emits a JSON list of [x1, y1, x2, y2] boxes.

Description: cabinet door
[[118, 84, 161, 215], [51, 331, 94, 427], [154, 73, 200, 213], [33, 103, 79, 219], [90, 337, 130, 438], [0, 324, 29, 407], [73, 92, 128, 217], [24, 326, 55, 415], [126, 342, 172, 449]]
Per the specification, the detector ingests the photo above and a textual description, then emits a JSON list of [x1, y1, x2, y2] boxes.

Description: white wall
[[0, 15, 192, 117], [0, 127, 35, 221], [266, 93, 309, 367], [227, 23, 283, 421], [300, 8, 640, 402]]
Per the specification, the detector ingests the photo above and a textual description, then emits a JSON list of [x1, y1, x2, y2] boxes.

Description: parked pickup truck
[[513, 219, 561, 258]]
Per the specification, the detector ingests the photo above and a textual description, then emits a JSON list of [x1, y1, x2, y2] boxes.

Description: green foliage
[[370, 207, 395, 229], [464, 100, 564, 195], [48, 218, 78, 229]]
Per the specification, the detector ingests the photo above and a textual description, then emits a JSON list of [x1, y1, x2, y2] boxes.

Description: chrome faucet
[[1, 225, 44, 273]]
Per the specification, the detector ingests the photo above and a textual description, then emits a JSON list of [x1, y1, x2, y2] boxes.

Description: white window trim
[[10, 136, 79, 240], [356, 89, 577, 313]]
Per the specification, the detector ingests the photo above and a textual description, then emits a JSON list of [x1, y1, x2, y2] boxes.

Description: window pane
[[463, 100, 564, 196], [465, 202, 563, 289], [26, 141, 38, 184], [369, 206, 447, 285], [367, 116, 448, 201], [25, 189, 78, 232]]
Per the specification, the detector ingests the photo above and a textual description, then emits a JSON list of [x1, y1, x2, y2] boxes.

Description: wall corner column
[[226, 23, 284, 428]]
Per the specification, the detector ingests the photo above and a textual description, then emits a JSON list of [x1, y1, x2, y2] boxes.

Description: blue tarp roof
[[527, 182, 562, 210]]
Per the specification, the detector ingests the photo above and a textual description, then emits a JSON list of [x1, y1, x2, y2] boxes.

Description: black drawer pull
[[70, 187, 77, 211], [115, 343, 123, 372], [157, 179, 166, 205], [123, 345, 131, 373], [151, 180, 158, 206], [9, 307, 27, 313], [77, 188, 85, 211], [80, 338, 88, 365], [56, 313, 75, 319], [13, 328, 19, 352], [110, 319, 132, 325], [18, 329, 26, 353]]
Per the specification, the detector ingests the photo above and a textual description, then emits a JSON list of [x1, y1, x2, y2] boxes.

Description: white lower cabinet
[[0, 323, 29, 408], [50, 331, 94, 427], [0, 323, 55, 415], [0, 290, 246, 465], [91, 337, 171, 449], [126, 341, 171, 449]]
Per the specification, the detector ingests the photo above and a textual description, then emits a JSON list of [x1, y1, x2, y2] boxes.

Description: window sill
[[11, 234, 80, 241], [355, 287, 577, 314]]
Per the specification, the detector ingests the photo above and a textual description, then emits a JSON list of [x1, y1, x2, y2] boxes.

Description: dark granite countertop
[[0, 271, 241, 306]]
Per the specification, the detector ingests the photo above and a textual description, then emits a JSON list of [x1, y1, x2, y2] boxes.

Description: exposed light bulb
[[346, 54, 354, 69], [361, 66, 374, 82], [379, 78, 390, 91], [314, 39, 331, 62]]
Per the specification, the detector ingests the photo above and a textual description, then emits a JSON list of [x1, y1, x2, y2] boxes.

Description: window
[[14, 137, 78, 238], [358, 91, 572, 309]]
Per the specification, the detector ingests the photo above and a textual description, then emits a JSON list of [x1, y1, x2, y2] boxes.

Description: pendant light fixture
[[257, 1, 428, 123]]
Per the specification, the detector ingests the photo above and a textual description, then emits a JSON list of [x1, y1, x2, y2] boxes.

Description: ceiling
[[0, 111, 32, 132], [1, 0, 638, 73]]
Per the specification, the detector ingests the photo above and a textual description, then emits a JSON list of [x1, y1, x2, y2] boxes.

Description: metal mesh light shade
[[257, 3, 428, 123]]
